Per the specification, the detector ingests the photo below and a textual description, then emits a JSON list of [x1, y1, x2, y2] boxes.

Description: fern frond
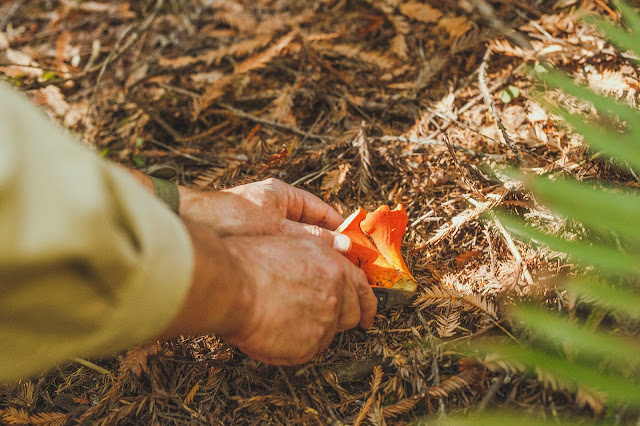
[[575, 387, 606, 415], [398, 2, 442, 23], [320, 164, 350, 198], [29, 412, 69, 426], [358, 50, 397, 69], [226, 35, 273, 59], [461, 293, 497, 319], [565, 278, 640, 319], [491, 343, 640, 406], [499, 214, 640, 276], [2, 407, 31, 424], [234, 30, 297, 74], [416, 286, 463, 309], [354, 126, 374, 195], [183, 383, 200, 406], [119, 343, 159, 377], [370, 365, 383, 394], [382, 396, 419, 419], [513, 305, 640, 371], [437, 307, 461, 337], [354, 366, 382, 426], [427, 369, 474, 398], [269, 85, 296, 126], [542, 98, 640, 172], [391, 34, 408, 59], [526, 175, 640, 240], [216, 10, 257, 33]]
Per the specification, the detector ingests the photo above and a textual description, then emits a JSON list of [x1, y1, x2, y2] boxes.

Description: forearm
[[0, 83, 195, 381]]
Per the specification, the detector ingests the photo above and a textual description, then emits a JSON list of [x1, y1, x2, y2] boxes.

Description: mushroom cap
[[338, 206, 417, 291]]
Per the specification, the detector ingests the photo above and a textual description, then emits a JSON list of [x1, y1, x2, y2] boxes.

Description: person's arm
[[0, 83, 196, 381], [0, 82, 375, 381]]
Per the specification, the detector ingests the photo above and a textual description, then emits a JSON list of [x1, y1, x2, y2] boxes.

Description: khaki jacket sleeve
[[0, 83, 194, 382]]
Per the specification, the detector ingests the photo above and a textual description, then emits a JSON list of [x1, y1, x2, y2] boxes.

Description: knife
[[371, 287, 417, 310]]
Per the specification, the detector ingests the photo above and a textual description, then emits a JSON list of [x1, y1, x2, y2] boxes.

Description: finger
[[336, 281, 361, 331], [284, 185, 345, 230], [278, 219, 352, 252], [317, 318, 339, 353], [344, 261, 377, 328]]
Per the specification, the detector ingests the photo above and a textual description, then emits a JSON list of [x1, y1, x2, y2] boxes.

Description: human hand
[[179, 178, 350, 250], [222, 235, 377, 365]]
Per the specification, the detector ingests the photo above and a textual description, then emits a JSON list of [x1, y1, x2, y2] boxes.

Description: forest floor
[[0, 0, 635, 424]]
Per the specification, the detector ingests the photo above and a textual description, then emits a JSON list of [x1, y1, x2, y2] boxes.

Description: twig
[[290, 163, 336, 186], [22, 0, 165, 91], [411, 185, 502, 227], [219, 103, 332, 142], [0, 0, 24, 32], [80, 0, 164, 135], [379, 135, 503, 159], [593, 0, 617, 19], [83, 24, 134, 132], [478, 375, 505, 411], [465, 195, 534, 286], [470, 0, 532, 49], [177, 121, 230, 143], [148, 111, 184, 142], [491, 215, 535, 286], [71, 357, 111, 375], [489, 317, 521, 343], [149, 139, 221, 166], [478, 48, 524, 163], [431, 356, 446, 417], [278, 367, 300, 405], [484, 226, 498, 278], [156, 82, 200, 98]]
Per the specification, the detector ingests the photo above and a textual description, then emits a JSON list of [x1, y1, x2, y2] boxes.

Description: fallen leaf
[[399, 2, 442, 23], [34, 85, 70, 117], [438, 16, 472, 38], [455, 250, 483, 267]]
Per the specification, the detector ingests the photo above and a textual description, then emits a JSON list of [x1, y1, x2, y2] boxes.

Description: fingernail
[[333, 234, 352, 253]]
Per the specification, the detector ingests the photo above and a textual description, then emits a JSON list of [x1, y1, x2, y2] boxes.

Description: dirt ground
[[0, 0, 635, 424]]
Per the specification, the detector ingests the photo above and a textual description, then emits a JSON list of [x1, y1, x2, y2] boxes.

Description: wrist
[[158, 221, 254, 339]]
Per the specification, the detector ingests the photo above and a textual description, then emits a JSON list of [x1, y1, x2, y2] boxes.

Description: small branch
[[278, 367, 300, 405], [22, 0, 165, 91], [465, 197, 534, 286], [478, 49, 524, 163], [470, 0, 532, 49], [492, 215, 535, 286], [219, 103, 332, 142], [0, 0, 24, 32], [149, 139, 221, 166], [431, 356, 447, 417], [379, 135, 503, 159], [478, 375, 505, 411], [71, 357, 111, 375]]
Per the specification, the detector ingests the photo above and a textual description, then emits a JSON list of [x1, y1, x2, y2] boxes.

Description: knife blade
[[372, 287, 417, 310]]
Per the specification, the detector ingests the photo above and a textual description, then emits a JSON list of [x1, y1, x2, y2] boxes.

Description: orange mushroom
[[337, 205, 417, 291]]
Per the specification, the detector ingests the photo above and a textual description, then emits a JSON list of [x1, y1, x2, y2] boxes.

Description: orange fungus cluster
[[337, 205, 417, 291]]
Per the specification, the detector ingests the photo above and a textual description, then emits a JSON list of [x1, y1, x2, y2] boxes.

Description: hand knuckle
[[307, 224, 323, 237], [329, 260, 347, 281], [263, 177, 283, 188], [263, 177, 277, 185], [323, 294, 339, 312]]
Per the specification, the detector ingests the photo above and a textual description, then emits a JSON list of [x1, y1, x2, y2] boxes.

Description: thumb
[[279, 219, 352, 252]]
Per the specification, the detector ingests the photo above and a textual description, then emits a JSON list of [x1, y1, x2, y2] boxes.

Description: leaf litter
[[1, 0, 638, 423]]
